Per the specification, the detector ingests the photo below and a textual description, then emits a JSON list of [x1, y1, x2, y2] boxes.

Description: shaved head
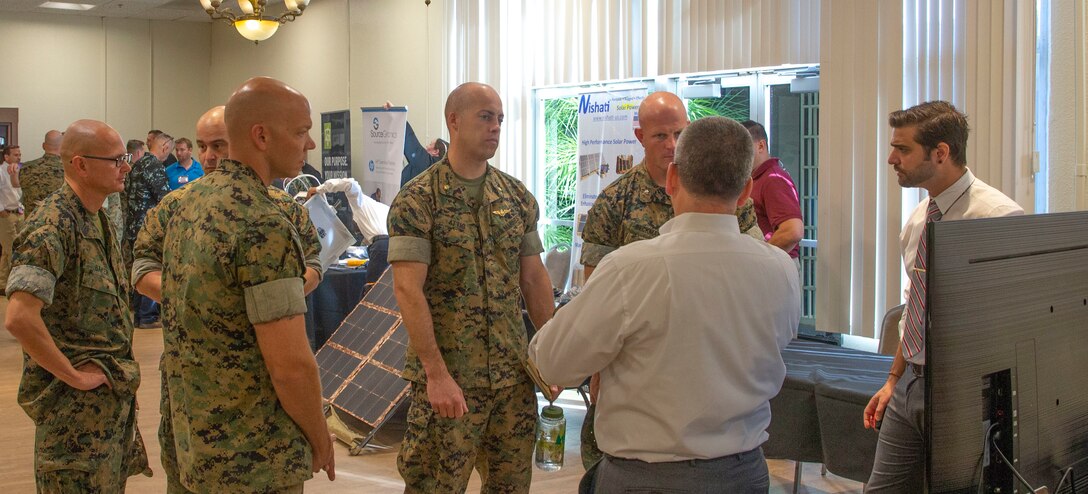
[[635, 91, 689, 183], [61, 120, 120, 168], [43, 130, 63, 155], [224, 77, 315, 182], [196, 105, 228, 173], [59, 119, 130, 204], [444, 82, 498, 121]]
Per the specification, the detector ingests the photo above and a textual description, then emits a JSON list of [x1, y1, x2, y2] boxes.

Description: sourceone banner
[[568, 89, 646, 288], [320, 110, 351, 179], [359, 106, 407, 205]]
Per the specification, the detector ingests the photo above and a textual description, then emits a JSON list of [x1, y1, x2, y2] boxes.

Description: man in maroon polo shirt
[[742, 120, 803, 268]]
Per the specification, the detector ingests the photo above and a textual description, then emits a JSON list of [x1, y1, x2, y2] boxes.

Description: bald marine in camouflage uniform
[[4, 119, 150, 491], [390, 82, 555, 493], [133, 105, 324, 494], [20, 131, 64, 217], [132, 78, 334, 493]]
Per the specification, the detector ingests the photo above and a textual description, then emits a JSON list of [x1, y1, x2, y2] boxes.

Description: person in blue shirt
[[164, 137, 204, 190]]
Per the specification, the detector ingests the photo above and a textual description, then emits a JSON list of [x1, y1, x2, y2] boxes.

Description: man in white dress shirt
[[863, 101, 1024, 493], [0, 145, 23, 289], [529, 116, 800, 493]]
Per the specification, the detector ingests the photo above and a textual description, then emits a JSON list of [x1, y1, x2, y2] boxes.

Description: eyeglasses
[[80, 154, 133, 168]]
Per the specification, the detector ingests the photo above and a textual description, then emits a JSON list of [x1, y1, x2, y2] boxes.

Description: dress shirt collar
[[659, 211, 741, 236], [930, 167, 975, 214]]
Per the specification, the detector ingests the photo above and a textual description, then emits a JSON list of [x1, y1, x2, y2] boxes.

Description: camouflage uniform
[[580, 161, 761, 267], [388, 159, 542, 493], [120, 153, 169, 266], [131, 159, 314, 493], [578, 161, 760, 467], [6, 183, 150, 491], [19, 153, 64, 217]]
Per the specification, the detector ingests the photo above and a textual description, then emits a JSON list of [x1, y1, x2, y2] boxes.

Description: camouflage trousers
[[398, 379, 537, 493], [33, 386, 149, 493]]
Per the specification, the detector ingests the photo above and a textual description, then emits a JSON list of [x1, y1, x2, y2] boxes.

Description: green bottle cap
[[541, 405, 564, 419]]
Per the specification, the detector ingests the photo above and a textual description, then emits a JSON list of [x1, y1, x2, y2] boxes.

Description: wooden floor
[[0, 298, 863, 493]]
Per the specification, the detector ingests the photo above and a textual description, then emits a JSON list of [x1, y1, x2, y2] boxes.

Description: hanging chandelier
[[199, 0, 310, 44]]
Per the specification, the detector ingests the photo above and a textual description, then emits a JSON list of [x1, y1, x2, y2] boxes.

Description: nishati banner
[[359, 106, 407, 205], [320, 110, 351, 179], [568, 89, 646, 287]]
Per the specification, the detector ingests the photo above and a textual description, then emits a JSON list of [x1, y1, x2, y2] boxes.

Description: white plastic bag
[[304, 194, 356, 272]]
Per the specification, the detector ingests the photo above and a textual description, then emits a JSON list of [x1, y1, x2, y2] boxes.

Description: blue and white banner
[[359, 107, 407, 205], [569, 89, 646, 286]]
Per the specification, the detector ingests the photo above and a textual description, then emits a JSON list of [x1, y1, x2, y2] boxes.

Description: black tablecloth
[[765, 339, 893, 483], [305, 265, 368, 351]]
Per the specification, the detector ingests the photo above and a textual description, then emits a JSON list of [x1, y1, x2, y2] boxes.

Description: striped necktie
[[901, 198, 943, 364]]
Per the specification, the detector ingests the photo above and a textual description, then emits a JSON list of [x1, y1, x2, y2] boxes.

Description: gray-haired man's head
[[673, 116, 753, 201]]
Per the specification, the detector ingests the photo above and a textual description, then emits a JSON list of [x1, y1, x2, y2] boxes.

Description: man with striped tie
[[862, 101, 1023, 493]]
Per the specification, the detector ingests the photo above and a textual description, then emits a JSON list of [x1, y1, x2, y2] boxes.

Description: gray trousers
[[588, 447, 769, 494], [865, 370, 925, 493]]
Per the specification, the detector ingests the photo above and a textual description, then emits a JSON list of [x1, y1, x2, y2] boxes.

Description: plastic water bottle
[[535, 405, 566, 471]]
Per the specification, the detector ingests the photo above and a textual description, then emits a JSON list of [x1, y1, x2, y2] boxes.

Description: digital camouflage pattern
[[131, 159, 312, 493], [19, 153, 64, 217], [580, 162, 761, 266], [5, 183, 150, 490], [397, 381, 536, 493], [388, 159, 543, 389], [388, 159, 542, 492], [120, 153, 169, 265]]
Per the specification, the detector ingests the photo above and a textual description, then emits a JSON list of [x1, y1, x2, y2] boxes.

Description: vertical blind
[[818, 0, 1036, 337], [448, 0, 1036, 338]]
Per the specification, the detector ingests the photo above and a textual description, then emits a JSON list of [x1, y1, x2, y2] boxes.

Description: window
[[534, 65, 823, 333]]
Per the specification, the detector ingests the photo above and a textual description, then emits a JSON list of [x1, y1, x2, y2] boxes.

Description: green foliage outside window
[[541, 97, 578, 251], [686, 86, 751, 122]]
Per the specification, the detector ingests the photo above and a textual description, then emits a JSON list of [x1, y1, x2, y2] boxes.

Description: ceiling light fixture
[[40, 1, 96, 11], [199, 0, 309, 44]]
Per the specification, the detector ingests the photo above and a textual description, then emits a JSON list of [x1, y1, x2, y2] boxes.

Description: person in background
[[742, 120, 804, 268], [384, 101, 449, 186], [0, 144, 23, 289], [165, 137, 204, 190], [19, 130, 63, 217]]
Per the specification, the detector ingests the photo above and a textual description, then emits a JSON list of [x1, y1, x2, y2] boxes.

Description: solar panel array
[[315, 269, 410, 428]]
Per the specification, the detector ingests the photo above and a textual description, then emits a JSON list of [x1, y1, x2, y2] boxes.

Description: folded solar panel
[[315, 268, 410, 433]]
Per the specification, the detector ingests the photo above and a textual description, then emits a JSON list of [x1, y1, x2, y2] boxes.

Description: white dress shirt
[[0, 162, 22, 211], [898, 168, 1024, 364], [314, 178, 389, 245], [529, 212, 800, 462]]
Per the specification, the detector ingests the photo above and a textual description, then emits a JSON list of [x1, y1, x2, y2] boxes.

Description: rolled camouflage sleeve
[[6, 223, 66, 304], [579, 192, 621, 267], [520, 189, 544, 257], [236, 215, 308, 325], [387, 186, 434, 265]]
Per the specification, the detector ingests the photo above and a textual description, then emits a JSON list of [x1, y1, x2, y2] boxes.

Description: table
[[305, 265, 368, 351], [765, 339, 893, 484]]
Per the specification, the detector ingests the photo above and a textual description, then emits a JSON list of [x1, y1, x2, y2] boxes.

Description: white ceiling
[[0, 0, 294, 22]]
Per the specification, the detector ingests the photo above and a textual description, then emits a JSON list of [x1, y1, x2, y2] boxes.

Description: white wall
[[207, 0, 447, 181], [0, 12, 209, 152]]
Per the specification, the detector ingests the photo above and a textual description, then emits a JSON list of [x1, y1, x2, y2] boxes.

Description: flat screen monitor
[[926, 211, 1088, 493]]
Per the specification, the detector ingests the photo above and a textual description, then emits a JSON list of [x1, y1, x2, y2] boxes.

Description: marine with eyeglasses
[[4, 119, 151, 491]]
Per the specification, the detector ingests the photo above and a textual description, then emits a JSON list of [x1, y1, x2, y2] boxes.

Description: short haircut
[[674, 116, 753, 200], [888, 100, 969, 166], [157, 133, 175, 152], [126, 139, 146, 154], [175, 137, 192, 149], [741, 120, 768, 142], [148, 129, 163, 137], [2, 145, 19, 158]]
